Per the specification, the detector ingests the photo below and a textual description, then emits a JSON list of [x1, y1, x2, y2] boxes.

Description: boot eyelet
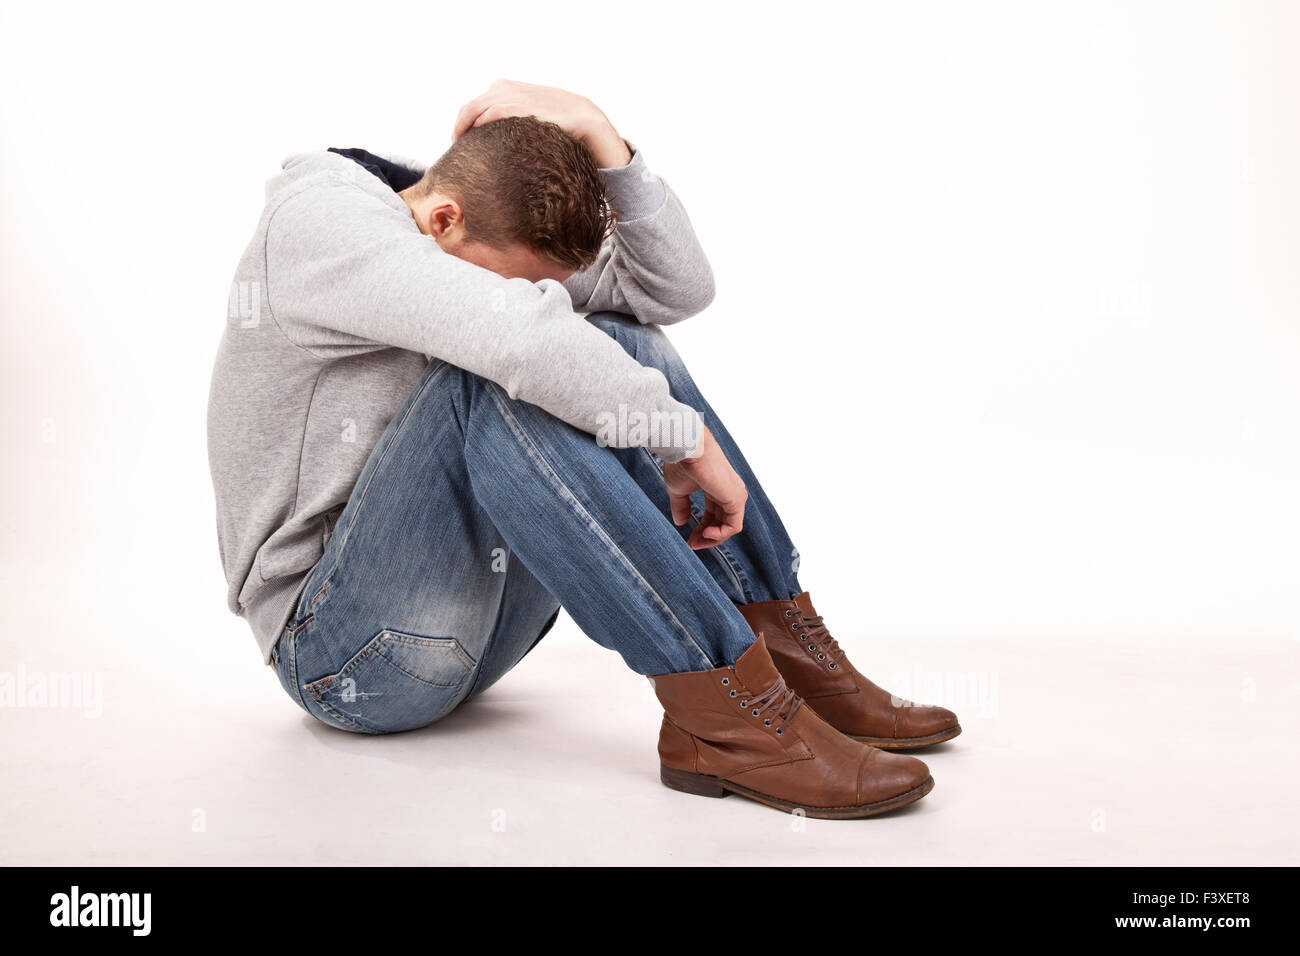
[[808, 644, 817, 652], [776, 728, 784, 736], [740, 700, 748, 707], [784, 610, 793, 617], [764, 719, 772, 727], [751, 709, 760, 717], [828, 663, 837, 669], [729, 690, 737, 697], [721, 677, 729, 686], [790, 622, 798, 630], [817, 653, 826, 661]]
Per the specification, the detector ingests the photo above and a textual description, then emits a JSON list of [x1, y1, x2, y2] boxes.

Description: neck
[[399, 187, 431, 236]]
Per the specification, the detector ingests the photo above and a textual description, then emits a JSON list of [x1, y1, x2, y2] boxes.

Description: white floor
[[2, 610, 1296, 866]]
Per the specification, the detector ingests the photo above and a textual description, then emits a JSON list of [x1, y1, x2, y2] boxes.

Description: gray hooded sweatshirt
[[207, 146, 714, 662]]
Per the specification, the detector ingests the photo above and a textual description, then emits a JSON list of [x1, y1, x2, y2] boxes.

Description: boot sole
[[660, 764, 935, 819], [850, 724, 962, 750]]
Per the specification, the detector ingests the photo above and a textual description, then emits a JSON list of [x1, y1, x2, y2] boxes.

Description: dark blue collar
[[328, 147, 424, 191]]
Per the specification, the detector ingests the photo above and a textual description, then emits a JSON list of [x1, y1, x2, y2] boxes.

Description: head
[[401, 115, 616, 282]]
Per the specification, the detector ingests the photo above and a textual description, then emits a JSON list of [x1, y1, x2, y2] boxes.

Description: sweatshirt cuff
[[600, 141, 667, 224], [650, 407, 705, 463]]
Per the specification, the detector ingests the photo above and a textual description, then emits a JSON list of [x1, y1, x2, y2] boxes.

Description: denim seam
[[305, 633, 475, 697], [484, 383, 714, 671], [596, 314, 770, 607], [313, 360, 452, 594], [287, 627, 309, 712], [615, 318, 767, 604], [463, 575, 512, 698], [312, 696, 376, 734], [711, 543, 754, 604]]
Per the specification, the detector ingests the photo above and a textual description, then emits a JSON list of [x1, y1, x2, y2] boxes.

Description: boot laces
[[788, 610, 846, 664], [739, 673, 804, 732]]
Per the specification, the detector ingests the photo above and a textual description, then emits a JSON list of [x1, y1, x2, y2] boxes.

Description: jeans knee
[[585, 310, 639, 339], [586, 311, 679, 370]]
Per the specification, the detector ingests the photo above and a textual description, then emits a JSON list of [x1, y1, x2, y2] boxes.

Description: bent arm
[[265, 179, 702, 461], [563, 146, 716, 326]]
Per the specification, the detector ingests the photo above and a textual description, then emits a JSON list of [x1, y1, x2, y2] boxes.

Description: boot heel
[[660, 764, 727, 798]]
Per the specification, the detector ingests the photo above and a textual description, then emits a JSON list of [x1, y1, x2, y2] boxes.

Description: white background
[[1, 0, 1297, 864]]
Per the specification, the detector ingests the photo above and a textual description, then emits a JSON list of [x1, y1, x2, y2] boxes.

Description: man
[[208, 80, 960, 819]]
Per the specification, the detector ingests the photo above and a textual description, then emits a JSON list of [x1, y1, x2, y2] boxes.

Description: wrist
[[682, 424, 710, 463], [580, 115, 631, 168]]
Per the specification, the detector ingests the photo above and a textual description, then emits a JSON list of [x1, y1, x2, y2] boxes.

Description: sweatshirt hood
[[267, 148, 427, 206]]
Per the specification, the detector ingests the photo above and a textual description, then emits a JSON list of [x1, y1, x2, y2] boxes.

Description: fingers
[[668, 488, 693, 526], [454, 99, 529, 138], [685, 503, 716, 549], [687, 496, 745, 549], [688, 525, 724, 549], [452, 79, 527, 138], [473, 103, 515, 129], [665, 430, 748, 547], [452, 93, 491, 139], [714, 498, 746, 542]]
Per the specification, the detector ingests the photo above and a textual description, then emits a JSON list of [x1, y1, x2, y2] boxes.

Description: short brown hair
[[416, 116, 616, 270]]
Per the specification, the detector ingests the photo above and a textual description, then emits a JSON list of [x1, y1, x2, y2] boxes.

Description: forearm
[[266, 181, 703, 461], [564, 145, 716, 324]]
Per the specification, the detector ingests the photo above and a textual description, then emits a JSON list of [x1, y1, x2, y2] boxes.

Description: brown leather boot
[[738, 592, 962, 750], [648, 635, 933, 818]]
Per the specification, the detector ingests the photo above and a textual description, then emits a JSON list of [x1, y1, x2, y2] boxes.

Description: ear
[[426, 197, 464, 240]]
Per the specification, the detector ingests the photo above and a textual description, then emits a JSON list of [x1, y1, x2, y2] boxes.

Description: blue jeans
[[272, 312, 803, 734]]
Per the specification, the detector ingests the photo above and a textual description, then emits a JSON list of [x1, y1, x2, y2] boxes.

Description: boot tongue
[[793, 591, 818, 617], [734, 634, 782, 690]]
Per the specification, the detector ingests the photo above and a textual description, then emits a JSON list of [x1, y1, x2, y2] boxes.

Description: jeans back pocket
[[303, 629, 476, 734]]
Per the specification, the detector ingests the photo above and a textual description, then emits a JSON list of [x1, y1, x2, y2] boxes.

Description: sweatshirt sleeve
[[264, 177, 703, 462], [563, 145, 716, 326]]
